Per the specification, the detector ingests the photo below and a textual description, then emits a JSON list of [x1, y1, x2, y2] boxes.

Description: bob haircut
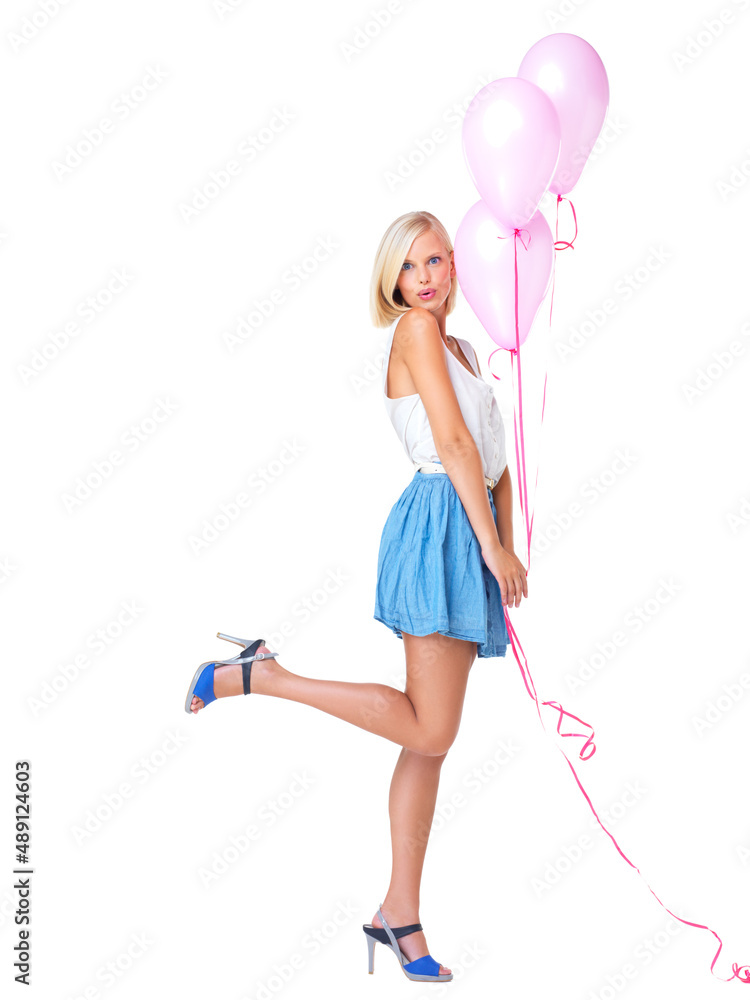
[[369, 210, 458, 328]]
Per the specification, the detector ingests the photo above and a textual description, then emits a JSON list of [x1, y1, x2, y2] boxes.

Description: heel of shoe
[[216, 634, 277, 661], [365, 931, 376, 974], [216, 632, 248, 647]]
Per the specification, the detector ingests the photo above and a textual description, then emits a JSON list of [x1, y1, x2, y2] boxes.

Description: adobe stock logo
[[27, 601, 144, 717], [177, 107, 296, 223], [51, 67, 169, 179], [7, 0, 73, 52], [70, 730, 189, 846], [564, 578, 681, 693], [672, 1, 750, 72], [17, 268, 134, 384], [61, 398, 179, 512], [211, 0, 249, 19], [691, 670, 750, 737], [681, 321, 750, 404], [555, 247, 671, 361], [725, 494, 750, 534], [339, 2, 411, 62]]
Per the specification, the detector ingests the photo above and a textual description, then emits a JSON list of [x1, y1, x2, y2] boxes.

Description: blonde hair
[[369, 210, 458, 328]]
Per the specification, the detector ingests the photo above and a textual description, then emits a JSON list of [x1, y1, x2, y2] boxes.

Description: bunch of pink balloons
[[454, 33, 609, 352]]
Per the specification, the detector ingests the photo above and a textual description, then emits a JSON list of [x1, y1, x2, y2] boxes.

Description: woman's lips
[[418, 290, 435, 299]]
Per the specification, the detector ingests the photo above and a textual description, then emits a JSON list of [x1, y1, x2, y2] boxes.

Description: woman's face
[[395, 230, 455, 312]]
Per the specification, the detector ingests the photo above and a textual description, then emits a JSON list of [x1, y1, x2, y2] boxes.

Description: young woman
[[184, 210, 527, 983]]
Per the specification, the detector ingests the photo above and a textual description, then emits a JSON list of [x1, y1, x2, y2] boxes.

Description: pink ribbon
[[491, 195, 750, 985]]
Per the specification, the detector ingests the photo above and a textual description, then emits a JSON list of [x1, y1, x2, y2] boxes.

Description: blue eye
[[402, 257, 440, 270]]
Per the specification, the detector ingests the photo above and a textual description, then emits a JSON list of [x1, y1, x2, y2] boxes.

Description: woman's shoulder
[[392, 307, 439, 341]]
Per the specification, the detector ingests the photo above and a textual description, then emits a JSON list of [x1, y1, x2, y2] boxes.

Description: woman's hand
[[481, 541, 528, 608]]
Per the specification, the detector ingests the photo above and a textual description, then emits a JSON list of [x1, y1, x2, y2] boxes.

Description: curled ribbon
[[495, 196, 749, 985]]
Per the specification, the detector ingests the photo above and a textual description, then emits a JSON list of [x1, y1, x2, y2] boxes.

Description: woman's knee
[[402, 632, 473, 756], [414, 731, 456, 757]]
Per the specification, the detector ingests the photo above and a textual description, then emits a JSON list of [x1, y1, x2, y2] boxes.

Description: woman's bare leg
[[190, 633, 473, 758], [190, 629, 478, 973], [369, 632, 477, 976]]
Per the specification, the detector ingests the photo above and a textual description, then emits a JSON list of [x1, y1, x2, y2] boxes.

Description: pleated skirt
[[373, 469, 509, 658]]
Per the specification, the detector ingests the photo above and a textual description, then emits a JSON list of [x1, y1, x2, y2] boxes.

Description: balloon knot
[[497, 228, 531, 250]]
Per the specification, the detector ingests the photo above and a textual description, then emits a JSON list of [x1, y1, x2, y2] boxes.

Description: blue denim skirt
[[373, 469, 509, 658]]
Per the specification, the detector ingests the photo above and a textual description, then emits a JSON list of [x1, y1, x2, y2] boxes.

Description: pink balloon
[[518, 33, 609, 196], [462, 77, 561, 230], [454, 199, 554, 352]]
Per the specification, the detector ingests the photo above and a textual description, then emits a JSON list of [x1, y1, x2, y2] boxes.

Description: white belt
[[414, 460, 496, 490]]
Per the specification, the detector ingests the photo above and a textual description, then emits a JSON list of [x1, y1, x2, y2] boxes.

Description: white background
[[3, 1, 750, 998]]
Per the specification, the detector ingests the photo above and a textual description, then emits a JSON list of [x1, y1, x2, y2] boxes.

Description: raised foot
[[190, 644, 277, 714], [371, 906, 451, 976]]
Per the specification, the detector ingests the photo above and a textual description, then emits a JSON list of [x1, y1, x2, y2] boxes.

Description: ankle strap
[[242, 638, 264, 695], [389, 922, 423, 938]]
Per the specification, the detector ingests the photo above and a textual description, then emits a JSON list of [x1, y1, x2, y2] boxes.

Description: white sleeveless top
[[381, 312, 507, 483]]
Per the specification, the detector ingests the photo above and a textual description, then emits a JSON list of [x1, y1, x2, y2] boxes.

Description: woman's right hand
[[481, 541, 528, 608]]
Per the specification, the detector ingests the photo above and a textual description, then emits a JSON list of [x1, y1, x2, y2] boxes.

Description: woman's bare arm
[[397, 309, 527, 605], [397, 308, 500, 553], [491, 466, 514, 552]]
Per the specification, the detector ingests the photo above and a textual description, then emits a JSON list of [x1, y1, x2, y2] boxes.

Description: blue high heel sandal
[[184, 633, 279, 714], [362, 906, 453, 982]]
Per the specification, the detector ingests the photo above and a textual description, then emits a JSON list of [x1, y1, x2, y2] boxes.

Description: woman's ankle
[[379, 893, 420, 920], [247, 653, 284, 696]]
